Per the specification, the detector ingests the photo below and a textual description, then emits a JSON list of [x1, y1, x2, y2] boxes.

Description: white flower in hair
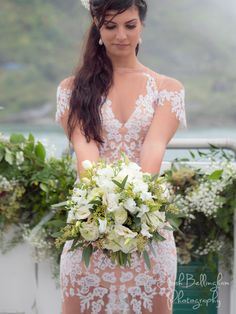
[[81, 0, 90, 10]]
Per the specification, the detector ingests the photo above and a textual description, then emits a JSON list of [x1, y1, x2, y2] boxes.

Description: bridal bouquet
[[55, 154, 179, 268]]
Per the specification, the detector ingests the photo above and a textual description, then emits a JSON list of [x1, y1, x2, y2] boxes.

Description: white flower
[[80, 221, 99, 241], [114, 225, 137, 239], [98, 219, 107, 234], [114, 208, 128, 224], [104, 192, 120, 212], [136, 204, 149, 218], [140, 191, 152, 201], [16, 151, 24, 165], [73, 205, 91, 220], [87, 187, 102, 202], [123, 198, 138, 214], [141, 223, 153, 238], [82, 160, 93, 170], [133, 181, 149, 194], [119, 238, 137, 254], [97, 166, 114, 178], [94, 176, 116, 193]]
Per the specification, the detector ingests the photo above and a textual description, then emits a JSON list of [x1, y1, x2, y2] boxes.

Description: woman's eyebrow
[[104, 18, 138, 24]]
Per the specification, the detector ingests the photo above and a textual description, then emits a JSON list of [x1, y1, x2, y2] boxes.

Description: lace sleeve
[[157, 76, 187, 128], [55, 79, 73, 124]]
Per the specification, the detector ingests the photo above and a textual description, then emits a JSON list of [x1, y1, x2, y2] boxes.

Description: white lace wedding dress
[[56, 65, 186, 314]]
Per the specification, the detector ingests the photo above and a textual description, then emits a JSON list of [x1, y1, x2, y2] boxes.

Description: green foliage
[[0, 133, 76, 257], [165, 148, 236, 274]]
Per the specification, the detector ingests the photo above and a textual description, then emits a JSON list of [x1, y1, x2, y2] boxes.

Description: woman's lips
[[113, 44, 130, 48]]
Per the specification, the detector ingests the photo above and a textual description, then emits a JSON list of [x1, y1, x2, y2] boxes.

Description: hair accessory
[[99, 38, 103, 46], [81, 0, 90, 10]]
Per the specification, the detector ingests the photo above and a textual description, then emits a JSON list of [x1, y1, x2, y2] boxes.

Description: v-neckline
[[105, 72, 152, 128]]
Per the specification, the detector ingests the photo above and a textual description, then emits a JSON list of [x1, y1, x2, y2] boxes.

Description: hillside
[[0, 0, 236, 127]]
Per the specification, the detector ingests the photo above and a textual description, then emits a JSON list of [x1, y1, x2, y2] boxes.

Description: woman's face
[[98, 5, 143, 57]]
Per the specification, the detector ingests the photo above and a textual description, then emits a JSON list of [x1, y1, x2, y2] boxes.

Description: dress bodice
[[55, 67, 186, 164]]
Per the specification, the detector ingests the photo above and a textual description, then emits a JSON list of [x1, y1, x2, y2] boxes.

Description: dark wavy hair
[[68, 0, 148, 144]]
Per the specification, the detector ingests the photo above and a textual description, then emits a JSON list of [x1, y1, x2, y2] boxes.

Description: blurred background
[[0, 0, 236, 157]]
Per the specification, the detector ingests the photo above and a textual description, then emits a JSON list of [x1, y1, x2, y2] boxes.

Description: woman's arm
[[140, 77, 186, 174], [56, 78, 100, 176]]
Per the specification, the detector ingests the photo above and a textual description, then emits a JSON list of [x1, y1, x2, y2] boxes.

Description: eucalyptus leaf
[[82, 245, 93, 268], [121, 175, 128, 189], [143, 250, 151, 269]]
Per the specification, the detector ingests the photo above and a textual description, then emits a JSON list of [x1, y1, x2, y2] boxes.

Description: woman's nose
[[116, 27, 127, 41]]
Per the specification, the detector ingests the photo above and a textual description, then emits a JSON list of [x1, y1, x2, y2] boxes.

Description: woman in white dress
[[56, 0, 186, 313]]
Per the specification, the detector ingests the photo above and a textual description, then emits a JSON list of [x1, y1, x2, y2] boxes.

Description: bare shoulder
[[144, 67, 184, 91], [58, 76, 75, 91]]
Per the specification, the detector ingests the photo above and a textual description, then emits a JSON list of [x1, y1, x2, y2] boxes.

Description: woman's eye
[[126, 25, 136, 29], [105, 25, 116, 30], [104, 25, 137, 30]]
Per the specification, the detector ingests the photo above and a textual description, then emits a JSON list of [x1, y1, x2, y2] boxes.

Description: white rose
[[98, 218, 107, 234], [114, 225, 137, 239], [74, 205, 91, 220], [87, 187, 102, 202], [82, 160, 93, 170], [119, 238, 137, 254], [103, 231, 121, 252], [80, 221, 99, 241], [114, 208, 128, 224]]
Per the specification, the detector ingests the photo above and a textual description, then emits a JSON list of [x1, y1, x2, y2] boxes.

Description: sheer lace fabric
[[56, 67, 186, 314]]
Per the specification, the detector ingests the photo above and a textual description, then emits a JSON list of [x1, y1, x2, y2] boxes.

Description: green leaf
[[35, 142, 46, 161], [189, 150, 195, 159], [143, 250, 151, 269], [112, 179, 123, 189], [82, 244, 93, 268], [5, 148, 13, 165], [28, 133, 35, 143], [121, 175, 128, 189], [9, 133, 26, 144], [0, 147, 5, 162], [207, 169, 223, 180], [148, 242, 157, 257], [51, 231, 63, 238], [40, 183, 48, 192], [47, 220, 66, 228], [153, 232, 166, 242], [69, 238, 83, 251]]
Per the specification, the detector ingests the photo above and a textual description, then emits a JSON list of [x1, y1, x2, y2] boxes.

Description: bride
[[56, 0, 186, 313]]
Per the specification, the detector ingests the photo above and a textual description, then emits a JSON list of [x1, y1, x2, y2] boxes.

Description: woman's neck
[[108, 54, 142, 70]]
